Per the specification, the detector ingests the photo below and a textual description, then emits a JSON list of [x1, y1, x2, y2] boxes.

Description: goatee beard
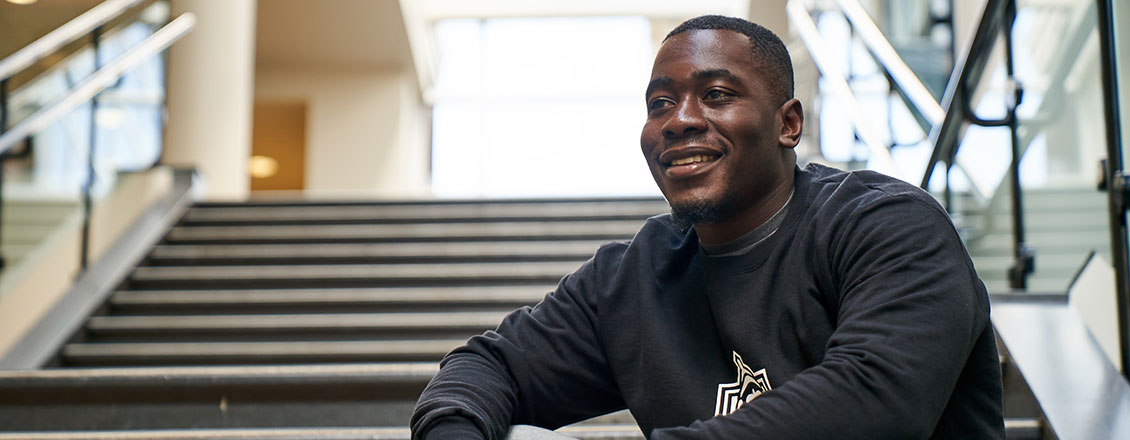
[[669, 199, 724, 231]]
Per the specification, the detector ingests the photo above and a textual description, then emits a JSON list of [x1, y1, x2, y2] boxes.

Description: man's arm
[[411, 247, 627, 439], [653, 194, 999, 439]]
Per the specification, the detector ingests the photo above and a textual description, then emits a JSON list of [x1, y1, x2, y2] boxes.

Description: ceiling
[[255, 0, 413, 71]]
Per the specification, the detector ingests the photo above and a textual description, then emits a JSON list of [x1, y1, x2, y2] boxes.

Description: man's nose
[[663, 99, 707, 138]]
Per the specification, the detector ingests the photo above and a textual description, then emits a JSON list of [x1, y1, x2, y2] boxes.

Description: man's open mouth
[[665, 154, 721, 167]]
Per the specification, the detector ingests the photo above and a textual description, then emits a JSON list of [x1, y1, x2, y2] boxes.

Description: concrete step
[[183, 199, 669, 224], [0, 359, 1040, 438], [0, 363, 434, 430], [0, 420, 1043, 439], [968, 230, 1107, 292], [968, 231, 1109, 254], [84, 311, 512, 339], [980, 276, 1077, 294], [108, 286, 553, 314], [146, 240, 606, 265], [0, 428, 418, 440], [61, 339, 466, 366], [127, 261, 584, 289], [0, 426, 645, 440], [164, 220, 644, 244], [972, 252, 1094, 270], [971, 252, 1092, 280], [967, 210, 1108, 233], [948, 187, 1106, 213]]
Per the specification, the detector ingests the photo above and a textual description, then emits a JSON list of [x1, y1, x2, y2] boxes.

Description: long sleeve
[[411, 246, 628, 440], [652, 193, 1001, 439]]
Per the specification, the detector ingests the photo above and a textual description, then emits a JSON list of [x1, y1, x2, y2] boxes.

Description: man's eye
[[705, 90, 732, 100], [648, 99, 673, 112]]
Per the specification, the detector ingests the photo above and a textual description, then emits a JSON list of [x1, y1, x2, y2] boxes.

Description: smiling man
[[412, 15, 1004, 439]]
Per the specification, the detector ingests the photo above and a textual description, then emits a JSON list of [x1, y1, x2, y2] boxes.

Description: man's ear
[[777, 98, 803, 149]]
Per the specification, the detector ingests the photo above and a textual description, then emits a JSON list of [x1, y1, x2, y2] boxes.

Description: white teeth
[[670, 155, 716, 166]]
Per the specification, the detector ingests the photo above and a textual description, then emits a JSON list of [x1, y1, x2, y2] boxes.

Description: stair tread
[[149, 240, 607, 260], [165, 220, 644, 242], [0, 424, 651, 440], [86, 312, 512, 332], [184, 200, 668, 223], [111, 286, 553, 306], [0, 363, 438, 386], [63, 339, 465, 358], [130, 262, 584, 281]]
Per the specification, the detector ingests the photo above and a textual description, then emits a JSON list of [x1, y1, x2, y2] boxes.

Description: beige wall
[[255, 68, 430, 197], [748, 0, 788, 38], [164, 0, 257, 201]]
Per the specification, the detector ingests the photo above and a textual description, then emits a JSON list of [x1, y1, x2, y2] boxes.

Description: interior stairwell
[[961, 186, 1112, 293], [0, 193, 1049, 439], [0, 195, 668, 439], [2, 0, 1128, 438]]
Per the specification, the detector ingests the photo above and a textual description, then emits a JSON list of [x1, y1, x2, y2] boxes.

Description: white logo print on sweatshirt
[[714, 351, 772, 416]]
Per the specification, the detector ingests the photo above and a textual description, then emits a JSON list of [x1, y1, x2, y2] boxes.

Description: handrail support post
[[80, 26, 103, 271], [0, 78, 8, 272], [1000, 0, 1033, 290]]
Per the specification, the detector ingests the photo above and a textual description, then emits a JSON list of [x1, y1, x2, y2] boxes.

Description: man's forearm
[[412, 349, 518, 440], [417, 416, 484, 439]]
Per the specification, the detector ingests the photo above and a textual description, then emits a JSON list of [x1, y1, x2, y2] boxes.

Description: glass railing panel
[[1117, 1, 1130, 159], [951, 0, 1111, 292], [4, 0, 167, 198], [799, 0, 1112, 292], [0, 0, 169, 276]]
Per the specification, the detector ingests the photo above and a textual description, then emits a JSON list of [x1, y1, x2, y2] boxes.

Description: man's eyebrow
[[693, 68, 739, 83], [645, 69, 742, 98], [645, 77, 673, 98]]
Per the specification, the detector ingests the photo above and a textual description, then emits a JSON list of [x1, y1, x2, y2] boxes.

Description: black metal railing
[[806, 0, 1129, 385], [1096, 0, 1129, 383], [0, 0, 194, 274]]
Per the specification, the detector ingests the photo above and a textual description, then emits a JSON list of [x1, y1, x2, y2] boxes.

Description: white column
[[163, 0, 256, 200]]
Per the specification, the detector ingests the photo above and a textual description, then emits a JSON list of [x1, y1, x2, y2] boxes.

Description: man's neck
[[694, 180, 795, 246]]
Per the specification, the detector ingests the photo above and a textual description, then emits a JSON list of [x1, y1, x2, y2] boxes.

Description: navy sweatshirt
[[412, 164, 1005, 439]]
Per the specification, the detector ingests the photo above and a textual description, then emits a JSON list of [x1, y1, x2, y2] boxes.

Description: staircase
[[959, 187, 1110, 293], [0, 196, 1053, 438], [0, 197, 668, 439]]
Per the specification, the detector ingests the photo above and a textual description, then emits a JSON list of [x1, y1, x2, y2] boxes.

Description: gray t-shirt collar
[[700, 188, 795, 257]]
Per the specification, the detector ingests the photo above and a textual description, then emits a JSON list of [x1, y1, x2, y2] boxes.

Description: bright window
[[430, 17, 662, 198]]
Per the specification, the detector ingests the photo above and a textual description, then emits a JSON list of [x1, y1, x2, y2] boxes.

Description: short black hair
[[664, 15, 794, 105]]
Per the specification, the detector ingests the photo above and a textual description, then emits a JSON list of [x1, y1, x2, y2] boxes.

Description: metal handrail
[[976, 1, 1096, 226], [0, 0, 144, 82], [0, 14, 196, 156], [827, 0, 991, 200], [786, 1, 898, 177], [834, 0, 945, 127], [920, 0, 1008, 190]]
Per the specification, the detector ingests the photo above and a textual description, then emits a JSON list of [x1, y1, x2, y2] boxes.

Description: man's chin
[[668, 198, 724, 231]]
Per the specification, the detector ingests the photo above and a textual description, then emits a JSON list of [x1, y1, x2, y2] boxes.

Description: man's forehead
[[656, 29, 751, 59], [650, 29, 756, 80]]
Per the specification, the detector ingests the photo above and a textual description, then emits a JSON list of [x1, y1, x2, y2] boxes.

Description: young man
[[412, 15, 1004, 439]]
